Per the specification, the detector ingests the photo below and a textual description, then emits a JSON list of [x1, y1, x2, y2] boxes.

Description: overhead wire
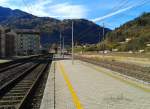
[[75, 0, 150, 43], [93, 0, 150, 22], [108, 0, 131, 14], [22, 0, 33, 14], [106, 0, 150, 25], [75, 0, 132, 41]]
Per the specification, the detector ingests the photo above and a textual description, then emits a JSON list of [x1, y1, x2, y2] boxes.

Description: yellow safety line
[[57, 62, 84, 109], [81, 61, 150, 93]]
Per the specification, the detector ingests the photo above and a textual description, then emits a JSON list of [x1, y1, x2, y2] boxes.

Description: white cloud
[[0, 0, 22, 9], [22, 0, 53, 16], [0, 0, 88, 19], [0, 0, 9, 5], [16, 0, 88, 19], [0, 0, 8, 2], [48, 3, 88, 19]]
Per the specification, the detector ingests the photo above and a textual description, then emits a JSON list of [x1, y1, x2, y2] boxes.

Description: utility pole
[[99, 31, 101, 43], [102, 23, 105, 54], [103, 23, 105, 40], [72, 21, 74, 64], [62, 36, 64, 58], [60, 31, 62, 55]]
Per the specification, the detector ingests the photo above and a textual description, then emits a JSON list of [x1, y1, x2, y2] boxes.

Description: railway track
[[0, 56, 44, 87], [0, 54, 52, 109], [0, 62, 37, 87], [76, 56, 150, 83], [0, 55, 41, 73], [0, 62, 25, 73]]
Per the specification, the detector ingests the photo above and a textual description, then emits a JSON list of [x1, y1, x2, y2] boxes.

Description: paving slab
[[40, 61, 76, 109], [57, 59, 150, 109], [41, 58, 150, 109], [40, 62, 55, 109]]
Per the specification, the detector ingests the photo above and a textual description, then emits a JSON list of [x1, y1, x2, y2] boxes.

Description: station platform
[[40, 58, 150, 109]]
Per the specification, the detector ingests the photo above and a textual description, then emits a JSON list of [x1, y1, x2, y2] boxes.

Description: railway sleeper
[[0, 100, 20, 105], [0, 105, 16, 109], [16, 80, 34, 83], [0, 96, 24, 101], [14, 83, 32, 86], [8, 90, 27, 94], [8, 87, 31, 92], [3, 93, 25, 97], [5, 91, 28, 95]]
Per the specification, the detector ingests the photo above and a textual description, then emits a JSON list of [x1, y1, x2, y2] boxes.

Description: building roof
[[6, 30, 17, 36], [0, 25, 4, 32], [15, 29, 40, 34], [0, 25, 11, 33], [0, 25, 4, 30]]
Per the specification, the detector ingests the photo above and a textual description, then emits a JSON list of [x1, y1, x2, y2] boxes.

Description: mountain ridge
[[0, 6, 111, 46]]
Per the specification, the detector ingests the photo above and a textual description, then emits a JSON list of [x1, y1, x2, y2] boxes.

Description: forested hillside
[[104, 13, 150, 52]]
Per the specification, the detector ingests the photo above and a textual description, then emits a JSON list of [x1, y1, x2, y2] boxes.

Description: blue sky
[[0, 0, 150, 29]]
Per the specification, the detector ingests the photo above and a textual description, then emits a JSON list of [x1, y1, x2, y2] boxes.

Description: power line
[[102, 0, 150, 28], [93, 0, 150, 22], [74, 0, 150, 44], [97, 0, 132, 22], [22, 0, 32, 14], [103, 22, 116, 29], [108, 0, 131, 14], [109, 0, 148, 16], [76, 1, 134, 40]]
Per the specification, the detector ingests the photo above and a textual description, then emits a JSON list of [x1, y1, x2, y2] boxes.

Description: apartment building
[[5, 31, 17, 57], [0, 26, 16, 57], [15, 29, 40, 55], [0, 25, 5, 57]]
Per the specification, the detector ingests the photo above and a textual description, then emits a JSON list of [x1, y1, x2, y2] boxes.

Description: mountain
[[104, 12, 150, 52], [0, 6, 111, 46]]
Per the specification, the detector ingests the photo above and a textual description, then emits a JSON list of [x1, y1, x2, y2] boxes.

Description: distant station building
[[0, 26, 16, 58], [15, 29, 40, 55]]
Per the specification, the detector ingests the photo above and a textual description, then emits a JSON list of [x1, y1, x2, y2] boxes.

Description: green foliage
[[104, 12, 150, 52], [145, 47, 150, 52], [84, 45, 99, 51], [74, 46, 84, 53]]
